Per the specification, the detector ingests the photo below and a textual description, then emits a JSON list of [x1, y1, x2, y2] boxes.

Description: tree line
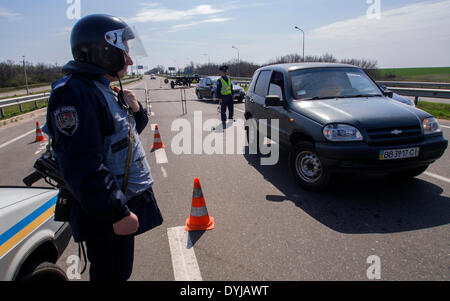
[[147, 53, 379, 78], [0, 60, 63, 89], [0, 53, 380, 89]]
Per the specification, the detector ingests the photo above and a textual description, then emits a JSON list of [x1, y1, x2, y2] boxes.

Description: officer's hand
[[113, 87, 140, 113], [113, 212, 139, 236]]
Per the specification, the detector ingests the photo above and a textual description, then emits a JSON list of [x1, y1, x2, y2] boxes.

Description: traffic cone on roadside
[[185, 178, 215, 232], [35, 122, 47, 142], [151, 124, 166, 150]]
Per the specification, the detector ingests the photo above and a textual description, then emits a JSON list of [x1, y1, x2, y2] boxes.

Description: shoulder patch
[[53, 106, 79, 136], [52, 75, 73, 91]]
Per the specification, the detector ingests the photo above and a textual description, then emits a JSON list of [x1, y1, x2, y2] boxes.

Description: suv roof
[[259, 63, 359, 73]]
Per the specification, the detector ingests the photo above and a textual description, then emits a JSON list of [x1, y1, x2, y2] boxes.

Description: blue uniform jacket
[[46, 61, 149, 242]]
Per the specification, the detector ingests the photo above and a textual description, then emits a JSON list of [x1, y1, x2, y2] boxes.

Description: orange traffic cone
[[35, 122, 47, 142], [151, 124, 166, 150], [185, 178, 215, 232]]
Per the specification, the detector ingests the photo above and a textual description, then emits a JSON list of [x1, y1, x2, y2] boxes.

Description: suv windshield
[[291, 67, 382, 100]]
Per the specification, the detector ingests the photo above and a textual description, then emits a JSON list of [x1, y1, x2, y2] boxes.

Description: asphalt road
[[0, 76, 449, 281]]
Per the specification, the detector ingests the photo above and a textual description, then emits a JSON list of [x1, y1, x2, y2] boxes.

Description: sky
[[0, 0, 449, 70]]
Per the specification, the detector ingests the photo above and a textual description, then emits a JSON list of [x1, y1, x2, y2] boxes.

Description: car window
[[254, 70, 272, 97], [248, 71, 259, 93], [269, 84, 283, 99], [206, 78, 212, 85], [290, 67, 381, 100], [268, 71, 285, 100]]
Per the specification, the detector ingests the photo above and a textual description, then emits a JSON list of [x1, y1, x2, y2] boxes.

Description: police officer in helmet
[[46, 14, 162, 281], [216, 65, 234, 129]]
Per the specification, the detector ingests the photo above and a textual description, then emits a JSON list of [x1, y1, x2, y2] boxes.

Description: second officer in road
[[216, 65, 234, 129], [46, 14, 162, 281]]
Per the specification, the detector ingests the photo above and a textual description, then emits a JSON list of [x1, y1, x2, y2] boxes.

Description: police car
[[0, 187, 71, 281]]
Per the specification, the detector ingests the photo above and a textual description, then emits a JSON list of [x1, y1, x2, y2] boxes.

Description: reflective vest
[[94, 81, 153, 201], [220, 77, 232, 96]]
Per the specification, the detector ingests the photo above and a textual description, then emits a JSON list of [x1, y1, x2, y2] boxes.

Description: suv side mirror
[[265, 95, 283, 107], [382, 89, 394, 98]]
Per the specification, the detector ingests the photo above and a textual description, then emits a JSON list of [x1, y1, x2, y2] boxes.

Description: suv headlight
[[423, 117, 441, 135], [323, 124, 364, 142]]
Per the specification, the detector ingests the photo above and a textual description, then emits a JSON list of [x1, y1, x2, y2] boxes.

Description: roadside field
[[417, 101, 450, 120], [375, 67, 450, 82]]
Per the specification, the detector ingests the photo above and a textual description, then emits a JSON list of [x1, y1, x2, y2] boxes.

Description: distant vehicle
[[164, 75, 200, 89], [244, 63, 448, 191], [196, 76, 245, 103], [150, 74, 156, 80], [0, 187, 71, 281]]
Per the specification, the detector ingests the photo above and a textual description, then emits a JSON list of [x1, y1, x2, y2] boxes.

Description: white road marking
[[424, 172, 450, 184], [154, 148, 168, 164], [161, 166, 168, 178], [0, 129, 36, 150], [235, 108, 245, 113], [150, 112, 155, 116], [441, 125, 450, 129], [167, 226, 203, 281]]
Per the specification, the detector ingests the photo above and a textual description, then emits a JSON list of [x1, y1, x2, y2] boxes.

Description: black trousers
[[85, 229, 135, 281], [221, 96, 234, 123]]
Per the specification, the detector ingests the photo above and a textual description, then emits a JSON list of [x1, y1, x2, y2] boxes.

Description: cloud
[[129, 3, 224, 23], [0, 7, 22, 20], [307, 0, 450, 67], [310, 0, 450, 42], [169, 17, 233, 32]]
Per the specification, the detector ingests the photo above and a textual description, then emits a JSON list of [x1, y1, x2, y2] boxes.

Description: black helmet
[[219, 65, 229, 72], [70, 14, 135, 74]]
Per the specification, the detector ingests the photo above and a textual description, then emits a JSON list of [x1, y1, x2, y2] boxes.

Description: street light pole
[[23, 56, 29, 95], [294, 26, 305, 62], [232, 45, 240, 78]]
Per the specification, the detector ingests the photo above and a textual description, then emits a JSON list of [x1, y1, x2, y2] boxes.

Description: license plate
[[379, 148, 420, 161]]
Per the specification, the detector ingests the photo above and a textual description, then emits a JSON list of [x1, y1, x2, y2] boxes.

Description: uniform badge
[[53, 106, 79, 136]]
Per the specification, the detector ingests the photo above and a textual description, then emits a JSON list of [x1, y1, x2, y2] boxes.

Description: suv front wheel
[[289, 142, 331, 191]]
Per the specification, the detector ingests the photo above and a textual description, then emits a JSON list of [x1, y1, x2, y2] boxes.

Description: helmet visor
[[105, 26, 148, 58]]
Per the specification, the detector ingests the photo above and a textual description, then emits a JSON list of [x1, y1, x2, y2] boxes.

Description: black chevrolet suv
[[244, 63, 448, 191]]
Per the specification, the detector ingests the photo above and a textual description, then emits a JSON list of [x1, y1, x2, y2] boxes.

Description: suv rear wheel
[[289, 142, 331, 191]]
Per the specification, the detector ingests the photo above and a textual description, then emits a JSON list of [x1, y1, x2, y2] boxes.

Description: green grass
[[417, 101, 450, 120], [375, 67, 450, 82], [1, 99, 48, 120]]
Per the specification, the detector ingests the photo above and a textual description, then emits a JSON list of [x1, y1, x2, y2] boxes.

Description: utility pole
[[23, 56, 29, 95], [294, 26, 305, 62], [232, 46, 240, 78]]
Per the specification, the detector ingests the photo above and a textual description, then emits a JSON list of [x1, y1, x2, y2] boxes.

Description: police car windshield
[[291, 67, 382, 101]]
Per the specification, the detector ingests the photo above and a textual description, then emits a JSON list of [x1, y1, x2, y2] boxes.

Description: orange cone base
[[185, 216, 215, 232], [35, 136, 47, 142]]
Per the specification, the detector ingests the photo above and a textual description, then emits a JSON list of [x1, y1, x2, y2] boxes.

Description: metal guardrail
[[0, 78, 141, 119], [1, 78, 449, 119]]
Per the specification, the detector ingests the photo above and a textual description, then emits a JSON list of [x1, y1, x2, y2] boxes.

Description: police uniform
[[46, 60, 153, 281], [216, 66, 234, 128]]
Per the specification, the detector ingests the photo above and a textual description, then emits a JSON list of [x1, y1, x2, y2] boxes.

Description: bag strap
[[122, 109, 134, 193]]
